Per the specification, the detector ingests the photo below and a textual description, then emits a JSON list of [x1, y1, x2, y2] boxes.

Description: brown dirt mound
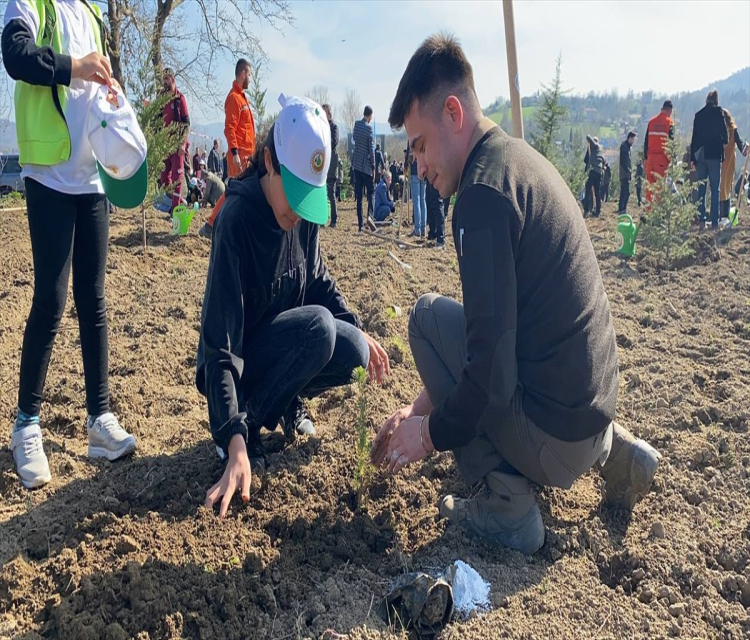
[[1, 200, 749, 639]]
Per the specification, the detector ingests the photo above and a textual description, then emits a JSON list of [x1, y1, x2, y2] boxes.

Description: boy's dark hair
[[389, 32, 477, 129], [235, 58, 251, 77], [662, 100, 673, 110], [363, 105, 373, 117]]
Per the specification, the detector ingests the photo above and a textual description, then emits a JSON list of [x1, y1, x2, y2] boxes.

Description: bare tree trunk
[[106, 0, 125, 89], [151, 0, 174, 70]]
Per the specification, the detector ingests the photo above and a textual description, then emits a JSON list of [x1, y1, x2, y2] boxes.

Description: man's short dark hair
[[163, 67, 175, 78], [706, 89, 719, 106], [627, 130, 637, 140], [214, 139, 219, 146], [662, 100, 673, 110], [363, 105, 373, 117], [389, 32, 477, 129], [235, 58, 251, 77]]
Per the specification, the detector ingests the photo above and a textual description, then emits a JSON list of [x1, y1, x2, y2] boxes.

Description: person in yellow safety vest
[[643, 100, 674, 204], [2, 0, 138, 490]]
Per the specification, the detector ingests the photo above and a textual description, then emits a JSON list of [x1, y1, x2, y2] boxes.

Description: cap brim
[[97, 159, 148, 209], [280, 165, 329, 225]]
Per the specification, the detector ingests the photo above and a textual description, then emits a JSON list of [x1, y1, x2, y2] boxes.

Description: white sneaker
[[87, 413, 137, 461], [10, 424, 52, 489]]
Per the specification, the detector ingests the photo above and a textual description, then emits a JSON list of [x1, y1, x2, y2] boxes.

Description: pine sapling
[[352, 366, 373, 507], [639, 136, 699, 271]]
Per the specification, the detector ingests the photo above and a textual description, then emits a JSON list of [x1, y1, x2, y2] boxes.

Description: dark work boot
[[600, 422, 661, 509], [439, 471, 545, 554]]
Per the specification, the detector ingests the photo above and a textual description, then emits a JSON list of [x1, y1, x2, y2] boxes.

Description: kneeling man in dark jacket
[[372, 35, 661, 555]]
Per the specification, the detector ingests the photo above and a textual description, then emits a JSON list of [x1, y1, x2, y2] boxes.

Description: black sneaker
[[279, 397, 316, 442], [246, 430, 267, 476]]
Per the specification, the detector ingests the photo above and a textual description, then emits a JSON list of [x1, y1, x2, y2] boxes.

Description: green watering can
[[729, 206, 739, 227], [616, 214, 638, 257]]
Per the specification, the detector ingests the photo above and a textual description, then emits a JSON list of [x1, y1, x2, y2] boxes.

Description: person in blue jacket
[[374, 171, 396, 222]]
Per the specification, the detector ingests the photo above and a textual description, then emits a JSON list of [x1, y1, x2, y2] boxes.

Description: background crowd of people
[[581, 93, 748, 229]]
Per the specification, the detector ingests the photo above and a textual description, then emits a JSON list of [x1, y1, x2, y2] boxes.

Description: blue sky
[[1, 0, 749, 129], [189, 0, 750, 125]]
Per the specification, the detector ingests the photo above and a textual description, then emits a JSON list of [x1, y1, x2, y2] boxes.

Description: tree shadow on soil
[[0, 437, 551, 639], [0, 438, 407, 639], [111, 227, 184, 249]]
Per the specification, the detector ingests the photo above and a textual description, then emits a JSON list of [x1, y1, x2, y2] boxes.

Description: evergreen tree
[[530, 53, 568, 160], [248, 58, 268, 146]]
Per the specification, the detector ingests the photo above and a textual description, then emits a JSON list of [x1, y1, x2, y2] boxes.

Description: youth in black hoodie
[[197, 135, 389, 515]]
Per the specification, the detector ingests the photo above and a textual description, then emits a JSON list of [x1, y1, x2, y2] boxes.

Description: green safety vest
[[14, 0, 107, 166]]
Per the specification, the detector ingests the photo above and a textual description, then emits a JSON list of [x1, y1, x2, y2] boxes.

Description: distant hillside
[[699, 67, 750, 96], [485, 67, 750, 155]]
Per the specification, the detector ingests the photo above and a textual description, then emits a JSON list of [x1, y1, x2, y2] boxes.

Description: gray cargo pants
[[409, 294, 613, 486]]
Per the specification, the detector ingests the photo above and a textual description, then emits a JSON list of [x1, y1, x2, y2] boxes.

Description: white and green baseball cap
[[88, 85, 148, 209], [274, 94, 331, 225]]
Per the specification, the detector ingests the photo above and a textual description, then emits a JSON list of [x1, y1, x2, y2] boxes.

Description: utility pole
[[503, 0, 524, 140]]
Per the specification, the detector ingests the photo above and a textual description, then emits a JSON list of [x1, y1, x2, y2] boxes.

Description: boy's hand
[[205, 434, 251, 517], [71, 52, 112, 86], [362, 331, 390, 384]]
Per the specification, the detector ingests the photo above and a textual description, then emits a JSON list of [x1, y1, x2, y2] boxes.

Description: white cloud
[[2, 0, 748, 128]]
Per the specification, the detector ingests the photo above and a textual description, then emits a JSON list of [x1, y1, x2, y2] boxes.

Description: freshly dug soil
[[1, 200, 749, 639]]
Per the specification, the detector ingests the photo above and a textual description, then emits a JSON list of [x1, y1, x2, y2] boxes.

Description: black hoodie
[[196, 172, 360, 454]]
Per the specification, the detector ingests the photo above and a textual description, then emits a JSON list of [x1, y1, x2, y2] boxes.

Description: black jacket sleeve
[[719, 112, 728, 146], [644, 124, 650, 160], [331, 122, 339, 149], [1, 17, 72, 86], [690, 116, 699, 163], [367, 126, 375, 172], [735, 128, 745, 153], [303, 223, 362, 328], [429, 185, 521, 451], [200, 210, 251, 454]]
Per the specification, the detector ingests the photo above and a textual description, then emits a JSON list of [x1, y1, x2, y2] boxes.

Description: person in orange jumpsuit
[[643, 100, 674, 203], [200, 59, 256, 239]]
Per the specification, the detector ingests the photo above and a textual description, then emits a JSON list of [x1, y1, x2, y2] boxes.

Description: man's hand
[[205, 433, 251, 517], [362, 332, 390, 383], [232, 154, 243, 172], [71, 52, 112, 86], [371, 404, 413, 466], [690, 162, 696, 171], [383, 415, 432, 474]]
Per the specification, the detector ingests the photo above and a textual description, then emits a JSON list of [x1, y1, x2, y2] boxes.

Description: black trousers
[[636, 181, 642, 206], [618, 178, 630, 212], [354, 170, 374, 230], [601, 181, 610, 202], [326, 179, 337, 226], [426, 181, 447, 243], [584, 171, 602, 216], [19, 179, 110, 416]]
